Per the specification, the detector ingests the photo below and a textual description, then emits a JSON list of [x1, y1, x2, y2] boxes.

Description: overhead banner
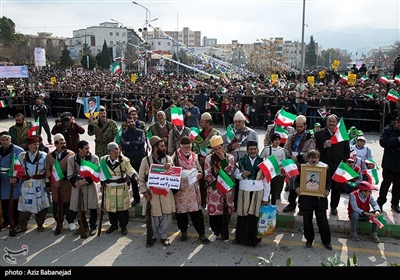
[[0, 66, 29, 78]]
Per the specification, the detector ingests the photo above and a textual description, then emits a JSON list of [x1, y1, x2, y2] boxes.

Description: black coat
[[379, 123, 400, 172]]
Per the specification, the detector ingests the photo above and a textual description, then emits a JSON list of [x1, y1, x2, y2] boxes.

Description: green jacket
[[9, 121, 33, 149]]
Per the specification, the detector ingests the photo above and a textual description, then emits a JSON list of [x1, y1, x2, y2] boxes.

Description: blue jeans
[[350, 212, 377, 233]]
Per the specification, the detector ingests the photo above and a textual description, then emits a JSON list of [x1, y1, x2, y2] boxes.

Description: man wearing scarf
[[8, 113, 32, 151], [138, 136, 175, 247], [204, 135, 235, 243], [0, 131, 24, 230], [233, 140, 270, 247], [100, 142, 138, 236], [45, 133, 76, 232], [16, 135, 50, 233], [172, 136, 210, 244]]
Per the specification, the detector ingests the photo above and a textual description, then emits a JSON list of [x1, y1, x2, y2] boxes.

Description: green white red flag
[[332, 162, 359, 183], [8, 154, 24, 179], [114, 126, 123, 144], [189, 127, 200, 141], [258, 155, 280, 182], [394, 75, 400, 85], [274, 126, 289, 144], [0, 100, 6, 108], [146, 130, 153, 153], [379, 75, 390, 84], [317, 108, 330, 119], [215, 169, 235, 195], [365, 158, 379, 170], [111, 62, 121, 76], [386, 89, 399, 103], [359, 76, 369, 82], [51, 159, 65, 183], [340, 74, 348, 83], [281, 159, 299, 178], [330, 118, 350, 144], [207, 99, 219, 111], [200, 146, 208, 157], [80, 159, 100, 183], [28, 117, 40, 136], [226, 125, 235, 143], [171, 107, 184, 126], [363, 169, 380, 185], [275, 109, 296, 126], [369, 216, 384, 229], [99, 158, 112, 181]]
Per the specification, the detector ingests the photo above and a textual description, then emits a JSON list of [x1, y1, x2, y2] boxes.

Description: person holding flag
[[16, 135, 50, 234], [99, 142, 138, 236], [314, 114, 350, 216], [263, 109, 295, 148], [283, 115, 315, 214], [0, 131, 24, 231], [192, 112, 221, 209], [204, 135, 236, 243], [147, 111, 174, 155], [233, 140, 270, 247], [348, 181, 381, 243], [67, 140, 100, 236], [222, 110, 258, 210], [294, 149, 333, 250], [45, 133, 76, 233], [120, 115, 146, 207]]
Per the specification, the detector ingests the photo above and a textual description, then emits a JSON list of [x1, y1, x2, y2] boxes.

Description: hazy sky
[[1, 0, 399, 44]]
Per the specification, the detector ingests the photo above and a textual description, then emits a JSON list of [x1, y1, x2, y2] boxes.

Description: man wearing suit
[[314, 114, 350, 216]]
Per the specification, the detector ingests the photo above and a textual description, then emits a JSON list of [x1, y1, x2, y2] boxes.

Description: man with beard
[[283, 115, 316, 215], [120, 115, 146, 207], [314, 114, 350, 216], [172, 136, 210, 244], [192, 112, 221, 208], [9, 113, 32, 151], [138, 136, 175, 247], [168, 124, 190, 156], [67, 140, 100, 236], [121, 107, 147, 135], [51, 112, 85, 154], [147, 111, 174, 155], [0, 131, 24, 230], [100, 142, 138, 236], [16, 135, 50, 233], [233, 140, 270, 247], [204, 135, 235, 243], [88, 106, 118, 158], [45, 133, 76, 232]]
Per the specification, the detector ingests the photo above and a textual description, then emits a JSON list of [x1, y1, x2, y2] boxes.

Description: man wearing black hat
[[0, 131, 24, 230], [232, 140, 270, 247]]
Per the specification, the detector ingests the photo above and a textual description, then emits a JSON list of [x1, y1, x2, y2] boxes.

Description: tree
[[305, 35, 317, 68], [0, 16, 29, 63], [96, 40, 111, 69], [59, 46, 74, 68], [80, 55, 96, 70], [246, 38, 287, 77]]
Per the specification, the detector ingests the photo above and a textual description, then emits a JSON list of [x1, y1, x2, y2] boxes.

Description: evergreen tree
[[305, 35, 317, 68], [59, 46, 74, 68], [96, 40, 111, 69]]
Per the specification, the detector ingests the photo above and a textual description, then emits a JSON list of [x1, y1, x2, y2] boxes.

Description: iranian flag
[[215, 169, 235, 195], [189, 127, 200, 141], [171, 107, 184, 126], [281, 159, 299, 178], [340, 74, 348, 83], [146, 130, 153, 152], [0, 100, 6, 108], [394, 75, 400, 84], [8, 154, 24, 179], [51, 159, 64, 183], [208, 99, 219, 111], [221, 87, 228, 93], [275, 109, 296, 126], [365, 158, 379, 170], [363, 169, 380, 185], [111, 62, 121, 76], [222, 72, 231, 84], [386, 89, 400, 103], [200, 146, 208, 157], [226, 125, 235, 143], [114, 126, 123, 144], [359, 76, 369, 82], [80, 159, 100, 183], [28, 117, 40, 136], [369, 216, 384, 229], [332, 162, 359, 183], [99, 158, 112, 181], [115, 81, 121, 88], [318, 108, 330, 119], [379, 75, 390, 84], [258, 155, 280, 182], [330, 118, 350, 144], [123, 103, 129, 110], [274, 126, 289, 144]]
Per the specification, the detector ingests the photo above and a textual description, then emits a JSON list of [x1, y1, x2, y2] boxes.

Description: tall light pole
[[300, 0, 306, 75], [132, 1, 156, 76], [111, 19, 128, 73]]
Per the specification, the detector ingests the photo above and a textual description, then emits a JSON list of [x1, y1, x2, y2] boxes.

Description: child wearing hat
[[348, 181, 381, 243]]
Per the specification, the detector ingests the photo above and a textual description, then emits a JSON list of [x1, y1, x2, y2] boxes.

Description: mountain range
[[292, 25, 399, 54]]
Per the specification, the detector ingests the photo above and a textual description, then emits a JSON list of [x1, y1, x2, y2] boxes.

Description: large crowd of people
[[1, 62, 399, 249]]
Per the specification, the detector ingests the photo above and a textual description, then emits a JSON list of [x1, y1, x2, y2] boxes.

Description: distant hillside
[[292, 26, 400, 53]]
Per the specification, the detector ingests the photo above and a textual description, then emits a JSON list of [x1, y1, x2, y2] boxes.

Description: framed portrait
[[299, 164, 327, 197], [84, 96, 100, 119]]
